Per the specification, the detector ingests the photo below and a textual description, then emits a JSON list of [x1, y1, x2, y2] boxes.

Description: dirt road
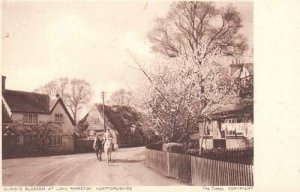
[[2, 147, 184, 186]]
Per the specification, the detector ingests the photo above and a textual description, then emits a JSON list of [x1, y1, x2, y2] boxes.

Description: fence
[[145, 148, 253, 186], [187, 147, 253, 165]]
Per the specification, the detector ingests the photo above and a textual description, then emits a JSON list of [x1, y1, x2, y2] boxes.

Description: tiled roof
[[2, 89, 50, 113]]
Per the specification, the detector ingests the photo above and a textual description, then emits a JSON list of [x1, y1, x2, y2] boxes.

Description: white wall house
[[199, 113, 253, 150], [199, 63, 254, 150], [2, 76, 76, 154]]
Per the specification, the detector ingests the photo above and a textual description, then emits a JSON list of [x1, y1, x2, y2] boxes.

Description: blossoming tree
[[135, 2, 248, 143]]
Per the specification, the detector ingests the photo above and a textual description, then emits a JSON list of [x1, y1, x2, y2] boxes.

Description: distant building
[[230, 63, 253, 98], [199, 99, 253, 149], [199, 63, 254, 149], [84, 104, 118, 147], [2, 76, 76, 155], [82, 104, 145, 148]]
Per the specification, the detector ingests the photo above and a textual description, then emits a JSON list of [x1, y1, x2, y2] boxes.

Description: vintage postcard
[[1, 0, 299, 191]]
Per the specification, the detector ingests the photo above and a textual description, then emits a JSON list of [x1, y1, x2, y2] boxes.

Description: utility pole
[[102, 91, 106, 132]]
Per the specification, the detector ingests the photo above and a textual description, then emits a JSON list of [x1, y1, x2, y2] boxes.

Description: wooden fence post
[[167, 152, 170, 177], [145, 148, 253, 186]]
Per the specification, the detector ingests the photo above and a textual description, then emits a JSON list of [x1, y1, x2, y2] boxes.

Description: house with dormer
[[2, 76, 76, 156]]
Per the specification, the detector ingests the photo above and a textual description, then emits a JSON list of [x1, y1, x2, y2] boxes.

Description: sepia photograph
[[1, 0, 254, 187]]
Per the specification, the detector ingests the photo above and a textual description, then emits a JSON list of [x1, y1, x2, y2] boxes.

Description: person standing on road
[[103, 128, 113, 141], [103, 128, 113, 150]]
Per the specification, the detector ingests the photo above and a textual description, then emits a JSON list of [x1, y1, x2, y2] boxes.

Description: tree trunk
[[73, 109, 77, 124]]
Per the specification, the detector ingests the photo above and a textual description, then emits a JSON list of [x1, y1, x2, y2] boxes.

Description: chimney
[[2, 76, 6, 90]]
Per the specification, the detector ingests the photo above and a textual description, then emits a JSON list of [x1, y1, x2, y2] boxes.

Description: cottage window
[[55, 114, 63, 123], [24, 134, 37, 145], [48, 135, 62, 146], [23, 114, 38, 124], [225, 118, 239, 123], [227, 130, 236, 136], [16, 136, 21, 144], [237, 118, 243, 123], [225, 117, 253, 124], [226, 130, 243, 137]]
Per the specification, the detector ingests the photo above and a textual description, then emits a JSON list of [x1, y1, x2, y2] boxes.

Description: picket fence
[[145, 149, 253, 186]]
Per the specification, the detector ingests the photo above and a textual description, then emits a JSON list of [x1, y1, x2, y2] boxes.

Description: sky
[[1, 1, 253, 105]]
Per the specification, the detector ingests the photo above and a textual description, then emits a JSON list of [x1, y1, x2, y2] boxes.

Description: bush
[[192, 147, 254, 165], [186, 148, 200, 156], [145, 142, 163, 151], [162, 142, 184, 153]]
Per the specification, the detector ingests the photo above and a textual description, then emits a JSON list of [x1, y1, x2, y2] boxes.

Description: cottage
[[199, 63, 254, 150], [84, 104, 119, 148], [2, 76, 76, 155], [199, 101, 253, 149], [82, 104, 144, 148]]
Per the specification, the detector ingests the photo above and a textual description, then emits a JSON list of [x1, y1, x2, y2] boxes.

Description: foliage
[[68, 79, 93, 123], [187, 147, 253, 165], [3, 121, 62, 153], [146, 142, 163, 151], [134, 2, 248, 143], [141, 129, 160, 144], [35, 78, 93, 123], [136, 56, 239, 142], [76, 114, 90, 138], [107, 89, 133, 106], [162, 142, 184, 153], [34, 78, 69, 100], [148, 2, 247, 59]]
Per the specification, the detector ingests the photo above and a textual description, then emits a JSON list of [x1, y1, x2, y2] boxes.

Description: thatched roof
[[96, 104, 140, 136], [201, 97, 253, 120], [209, 104, 253, 120], [2, 90, 76, 125], [2, 89, 50, 113]]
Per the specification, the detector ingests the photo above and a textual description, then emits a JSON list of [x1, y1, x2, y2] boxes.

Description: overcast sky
[[2, 1, 253, 104]]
